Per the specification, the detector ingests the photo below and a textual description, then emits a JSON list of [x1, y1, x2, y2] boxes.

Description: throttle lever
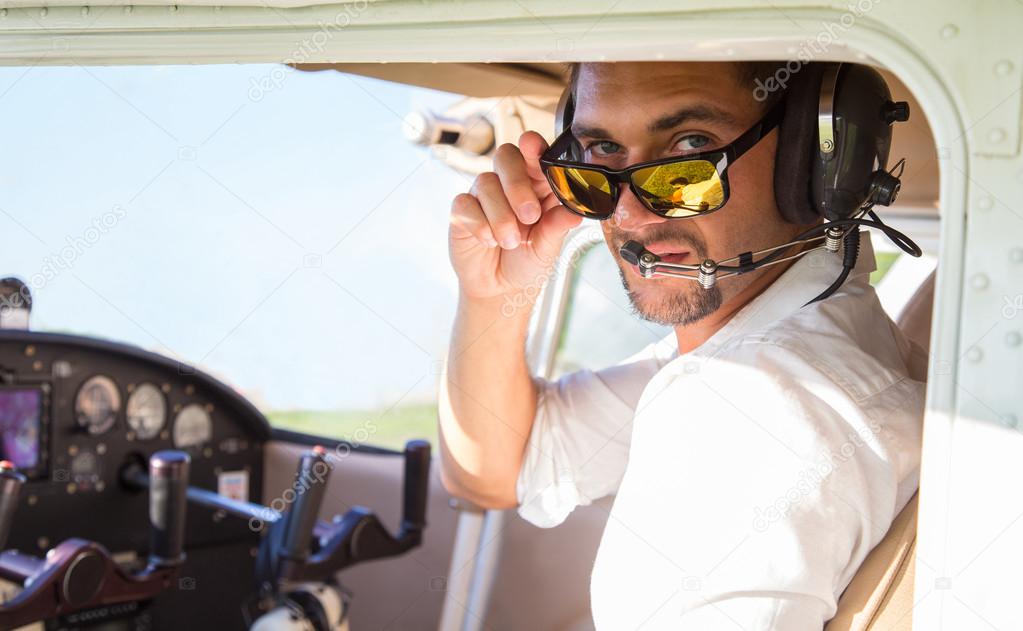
[[0, 460, 26, 551], [148, 450, 190, 567]]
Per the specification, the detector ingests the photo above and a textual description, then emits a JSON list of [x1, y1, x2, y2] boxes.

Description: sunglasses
[[539, 96, 787, 220]]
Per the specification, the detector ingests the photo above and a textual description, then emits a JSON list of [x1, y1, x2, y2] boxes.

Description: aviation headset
[[553, 62, 922, 302]]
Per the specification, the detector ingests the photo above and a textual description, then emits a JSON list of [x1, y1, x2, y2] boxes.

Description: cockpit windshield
[[1, 64, 467, 448]]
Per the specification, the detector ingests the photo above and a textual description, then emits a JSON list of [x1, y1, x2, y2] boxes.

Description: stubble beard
[[609, 227, 724, 327], [618, 267, 723, 327]]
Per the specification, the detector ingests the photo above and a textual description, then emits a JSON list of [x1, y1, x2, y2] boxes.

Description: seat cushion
[[824, 492, 919, 631], [896, 270, 935, 354]]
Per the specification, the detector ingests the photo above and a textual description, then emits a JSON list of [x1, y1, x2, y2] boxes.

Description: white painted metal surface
[[436, 504, 485, 631]]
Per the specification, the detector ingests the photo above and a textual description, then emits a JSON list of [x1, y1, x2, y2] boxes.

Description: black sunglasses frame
[[539, 95, 787, 220]]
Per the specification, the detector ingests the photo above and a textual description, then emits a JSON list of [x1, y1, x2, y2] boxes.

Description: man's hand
[[449, 131, 582, 300]]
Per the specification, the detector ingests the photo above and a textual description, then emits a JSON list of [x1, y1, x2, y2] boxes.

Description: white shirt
[[515, 232, 927, 630]]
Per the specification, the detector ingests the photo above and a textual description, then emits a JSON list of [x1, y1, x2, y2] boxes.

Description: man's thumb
[[530, 204, 583, 261]]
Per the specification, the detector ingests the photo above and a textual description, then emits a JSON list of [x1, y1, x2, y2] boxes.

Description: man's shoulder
[[637, 299, 923, 496], [705, 289, 924, 405]]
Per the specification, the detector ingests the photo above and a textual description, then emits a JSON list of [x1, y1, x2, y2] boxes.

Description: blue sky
[[0, 63, 469, 411]]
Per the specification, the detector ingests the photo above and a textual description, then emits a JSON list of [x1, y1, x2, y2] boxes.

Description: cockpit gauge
[[74, 375, 121, 435], [70, 449, 101, 489], [173, 404, 212, 449], [126, 383, 167, 440]]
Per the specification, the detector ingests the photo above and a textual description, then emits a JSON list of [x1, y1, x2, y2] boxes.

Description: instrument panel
[[0, 330, 272, 629]]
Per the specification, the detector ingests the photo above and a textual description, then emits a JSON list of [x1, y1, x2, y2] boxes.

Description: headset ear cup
[[554, 86, 574, 137], [773, 62, 830, 225], [814, 64, 900, 219]]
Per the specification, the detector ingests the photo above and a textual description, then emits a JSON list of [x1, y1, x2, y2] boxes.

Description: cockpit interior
[[0, 2, 1018, 630]]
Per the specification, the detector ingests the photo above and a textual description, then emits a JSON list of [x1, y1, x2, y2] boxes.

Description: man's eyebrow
[[570, 123, 615, 140], [647, 104, 739, 133], [571, 104, 740, 140]]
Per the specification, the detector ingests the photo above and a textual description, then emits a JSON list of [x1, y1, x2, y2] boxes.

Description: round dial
[[173, 404, 212, 448], [75, 375, 121, 435], [70, 450, 100, 485], [126, 383, 167, 440]]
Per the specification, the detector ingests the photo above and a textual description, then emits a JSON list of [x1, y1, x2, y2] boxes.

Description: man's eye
[[676, 134, 711, 152], [587, 140, 622, 157]]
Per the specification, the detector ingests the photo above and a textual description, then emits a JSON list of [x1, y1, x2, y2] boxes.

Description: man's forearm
[[439, 292, 538, 508]]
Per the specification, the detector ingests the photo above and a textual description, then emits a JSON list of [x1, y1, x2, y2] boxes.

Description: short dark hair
[[564, 61, 786, 111]]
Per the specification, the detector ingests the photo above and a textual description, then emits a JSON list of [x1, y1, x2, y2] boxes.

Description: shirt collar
[[663, 230, 878, 362]]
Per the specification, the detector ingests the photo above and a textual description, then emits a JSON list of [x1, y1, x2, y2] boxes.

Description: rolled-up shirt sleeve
[[515, 338, 674, 528]]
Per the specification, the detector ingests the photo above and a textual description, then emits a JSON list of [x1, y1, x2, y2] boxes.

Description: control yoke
[[243, 439, 431, 589], [266, 439, 431, 585], [0, 451, 190, 628]]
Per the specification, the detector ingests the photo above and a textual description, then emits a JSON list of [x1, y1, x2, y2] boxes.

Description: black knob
[[148, 450, 190, 567], [280, 446, 330, 562], [401, 441, 431, 534], [0, 278, 31, 330], [62, 549, 105, 607], [884, 100, 910, 124], [870, 169, 902, 207], [0, 461, 25, 551]]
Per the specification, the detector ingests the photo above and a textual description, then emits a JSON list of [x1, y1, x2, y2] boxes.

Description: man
[[438, 61, 925, 629]]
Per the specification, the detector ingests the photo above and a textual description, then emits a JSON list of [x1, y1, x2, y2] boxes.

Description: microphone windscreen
[[619, 240, 648, 265]]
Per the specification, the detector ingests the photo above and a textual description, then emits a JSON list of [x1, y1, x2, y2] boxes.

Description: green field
[[267, 402, 439, 450], [870, 251, 900, 286]]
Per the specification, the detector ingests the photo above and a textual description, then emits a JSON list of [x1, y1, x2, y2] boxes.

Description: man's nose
[[611, 184, 667, 232]]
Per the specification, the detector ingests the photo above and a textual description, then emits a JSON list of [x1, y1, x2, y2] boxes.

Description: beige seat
[[824, 493, 919, 631], [825, 270, 935, 631], [894, 269, 936, 353]]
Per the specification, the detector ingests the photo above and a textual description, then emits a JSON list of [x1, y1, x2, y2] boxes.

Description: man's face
[[571, 62, 800, 327]]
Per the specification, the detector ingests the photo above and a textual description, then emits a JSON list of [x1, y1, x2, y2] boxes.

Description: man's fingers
[[494, 143, 542, 225], [471, 172, 523, 249], [519, 131, 563, 213], [454, 131, 569, 255], [518, 130, 550, 182], [450, 193, 499, 248]]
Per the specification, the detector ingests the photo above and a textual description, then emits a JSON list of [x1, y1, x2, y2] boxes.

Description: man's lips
[[649, 252, 691, 264], [620, 241, 694, 277], [635, 242, 692, 264]]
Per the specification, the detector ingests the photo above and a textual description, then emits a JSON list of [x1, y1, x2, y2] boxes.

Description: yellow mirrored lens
[[632, 160, 723, 217], [548, 166, 615, 217]]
